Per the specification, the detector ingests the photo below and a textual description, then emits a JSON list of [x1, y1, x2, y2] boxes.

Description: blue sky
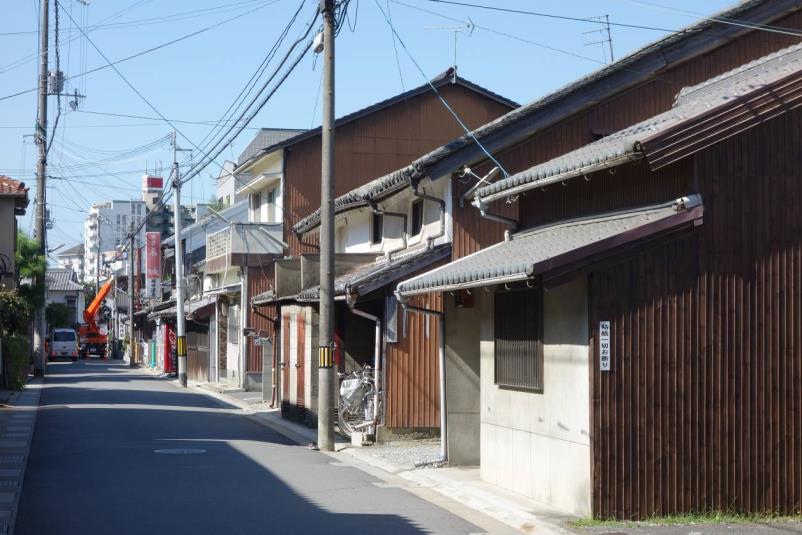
[[0, 0, 735, 249]]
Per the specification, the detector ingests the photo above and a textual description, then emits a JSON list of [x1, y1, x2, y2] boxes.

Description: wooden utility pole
[[317, 0, 336, 452], [33, 0, 49, 376], [172, 132, 191, 387], [128, 228, 135, 367]]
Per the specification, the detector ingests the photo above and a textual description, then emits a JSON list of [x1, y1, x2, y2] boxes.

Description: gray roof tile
[[46, 269, 83, 292], [397, 198, 702, 295], [475, 41, 802, 201]]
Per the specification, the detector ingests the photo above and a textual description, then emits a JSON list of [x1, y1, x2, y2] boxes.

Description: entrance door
[[281, 312, 290, 417]]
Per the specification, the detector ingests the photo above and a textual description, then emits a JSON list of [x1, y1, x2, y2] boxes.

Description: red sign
[[143, 175, 163, 190], [145, 232, 161, 278]]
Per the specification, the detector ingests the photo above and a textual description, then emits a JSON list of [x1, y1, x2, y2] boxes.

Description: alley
[[16, 361, 485, 535]]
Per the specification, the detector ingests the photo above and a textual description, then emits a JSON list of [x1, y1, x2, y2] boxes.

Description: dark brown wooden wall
[[246, 265, 276, 372], [587, 108, 802, 518], [385, 291, 443, 429], [452, 10, 802, 258], [286, 83, 513, 256]]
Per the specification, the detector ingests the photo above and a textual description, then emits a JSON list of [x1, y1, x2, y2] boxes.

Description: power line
[[56, 2, 228, 178], [373, 0, 509, 176], [0, 0, 281, 102], [392, 0, 607, 66], [421, 0, 678, 33], [179, 6, 320, 186], [620, 0, 802, 37]]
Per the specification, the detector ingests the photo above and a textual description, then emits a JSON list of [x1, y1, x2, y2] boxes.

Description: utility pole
[[171, 132, 191, 388], [128, 227, 135, 367], [32, 0, 49, 377], [95, 243, 101, 295], [317, 0, 336, 452]]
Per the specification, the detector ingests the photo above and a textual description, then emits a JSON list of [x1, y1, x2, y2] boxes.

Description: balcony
[[205, 222, 284, 273]]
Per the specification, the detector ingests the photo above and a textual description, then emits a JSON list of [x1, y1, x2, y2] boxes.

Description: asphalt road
[[17, 360, 487, 535]]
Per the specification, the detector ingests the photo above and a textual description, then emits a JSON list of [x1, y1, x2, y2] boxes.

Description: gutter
[[475, 151, 642, 207], [367, 200, 407, 260], [411, 184, 446, 249]]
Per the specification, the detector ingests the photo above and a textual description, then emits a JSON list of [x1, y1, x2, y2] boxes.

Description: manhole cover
[[154, 448, 206, 455]]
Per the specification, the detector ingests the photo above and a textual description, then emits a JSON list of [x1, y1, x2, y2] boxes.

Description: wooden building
[[241, 69, 516, 422], [398, 39, 802, 519]]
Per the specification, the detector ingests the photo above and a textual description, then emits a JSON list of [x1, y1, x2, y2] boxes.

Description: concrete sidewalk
[[0, 379, 42, 535], [188, 381, 578, 535]]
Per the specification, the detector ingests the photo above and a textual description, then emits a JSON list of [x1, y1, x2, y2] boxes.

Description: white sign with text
[[599, 320, 611, 371]]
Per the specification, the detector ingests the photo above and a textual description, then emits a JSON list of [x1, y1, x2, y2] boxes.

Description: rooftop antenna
[[583, 15, 614, 63], [424, 18, 475, 82]]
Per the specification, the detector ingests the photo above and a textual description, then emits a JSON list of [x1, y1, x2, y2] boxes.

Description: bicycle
[[338, 365, 380, 437]]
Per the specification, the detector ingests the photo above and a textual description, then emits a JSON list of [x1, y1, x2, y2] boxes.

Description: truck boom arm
[[83, 280, 113, 332]]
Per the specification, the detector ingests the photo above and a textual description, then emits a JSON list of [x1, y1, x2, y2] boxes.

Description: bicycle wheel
[[337, 397, 359, 437]]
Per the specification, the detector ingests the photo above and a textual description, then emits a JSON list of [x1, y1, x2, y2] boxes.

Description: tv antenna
[[424, 19, 475, 82], [583, 15, 614, 63]]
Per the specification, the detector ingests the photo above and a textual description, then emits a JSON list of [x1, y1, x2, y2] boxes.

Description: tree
[[45, 302, 71, 330], [0, 290, 30, 338], [15, 232, 45, 309]]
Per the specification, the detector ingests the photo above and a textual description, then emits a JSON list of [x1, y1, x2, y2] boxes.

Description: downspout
[[397, 296, 447, 464], [348, 301, 382, 434], [252, 307, 280, 407], [473, 196, 518, 236], [367, 200, 406, 259], [412, 184, 446, 249]]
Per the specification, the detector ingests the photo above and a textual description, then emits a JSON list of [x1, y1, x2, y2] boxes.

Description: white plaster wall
[[226, 303, 240, 382], [332, 176, 452, 255], [479, 278, 591, 516]]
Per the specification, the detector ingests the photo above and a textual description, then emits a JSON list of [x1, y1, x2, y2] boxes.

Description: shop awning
[[397, 196, 703, 297], [147, 296, 215, 321]]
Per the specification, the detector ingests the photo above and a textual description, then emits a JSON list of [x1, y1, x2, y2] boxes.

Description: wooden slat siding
[[449, 11, 802, 260], [384, 291, 443, 428], [246, 265, 276, 372], [583, 108, 802, 519], [297, 313, 305, 412], [285, 84, 513, 256], [282, 312, 290, 405]]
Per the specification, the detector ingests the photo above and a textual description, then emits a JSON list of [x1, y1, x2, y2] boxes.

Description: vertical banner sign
[[144, 232, 161, 300], [599, 320, 611, 371]]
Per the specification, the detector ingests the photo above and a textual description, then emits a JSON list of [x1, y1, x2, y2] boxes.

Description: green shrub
[[3, 335, 30, 391]]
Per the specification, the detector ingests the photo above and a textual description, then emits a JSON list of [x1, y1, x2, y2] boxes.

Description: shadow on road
[[16, 362, 452, 535]]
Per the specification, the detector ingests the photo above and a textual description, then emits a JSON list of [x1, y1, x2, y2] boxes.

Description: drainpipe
[[367, 200, 406, 259], [397, 297, 447, 464], [348, 302, 382, 434], [412, 184, 446, 249], [473, 196, 518, 236]]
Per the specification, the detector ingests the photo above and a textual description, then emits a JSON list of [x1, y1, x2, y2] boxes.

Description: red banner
[[145, 232, 161, 278]]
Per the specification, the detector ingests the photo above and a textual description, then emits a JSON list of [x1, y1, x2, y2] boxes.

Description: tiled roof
[[293, 245, 451, 302], [45, 269, 83, 292], [400, 0, 798, 185], [58, 243, 84, 257], [475, 41, 802, 202], [0, 176, 28, 196], [397, 197, 703, 296], [237, 129, 305, 166], [293, 0, 800, 235]]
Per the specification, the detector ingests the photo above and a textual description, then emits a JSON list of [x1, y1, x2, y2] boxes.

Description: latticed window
[[494, 287, 543, 392]]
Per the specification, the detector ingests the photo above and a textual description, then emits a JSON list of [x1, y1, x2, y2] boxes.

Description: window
[[410, 199, 423, 236], [371, 213, 383, 245], [494, 288, 543, 392], [266, 187, 276, 222], [250, 193, 261, 222], [53, 331, 76, 342]]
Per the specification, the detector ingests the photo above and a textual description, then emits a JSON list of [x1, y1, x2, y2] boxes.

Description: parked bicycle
[[338, 365, 380, 437]]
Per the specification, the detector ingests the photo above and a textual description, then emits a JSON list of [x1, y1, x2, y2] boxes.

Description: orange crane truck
[[79, 280, 112, 359]]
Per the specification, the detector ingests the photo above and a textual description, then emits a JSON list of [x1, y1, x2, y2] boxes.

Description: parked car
[[49, 328, 79, 362]]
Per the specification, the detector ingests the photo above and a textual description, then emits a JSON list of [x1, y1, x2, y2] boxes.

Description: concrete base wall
[[479, 278, 591, 517], [444, 294, 482, 466]]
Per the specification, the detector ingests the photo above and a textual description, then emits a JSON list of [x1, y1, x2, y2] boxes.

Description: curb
[[7, 379, 42, 535]]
